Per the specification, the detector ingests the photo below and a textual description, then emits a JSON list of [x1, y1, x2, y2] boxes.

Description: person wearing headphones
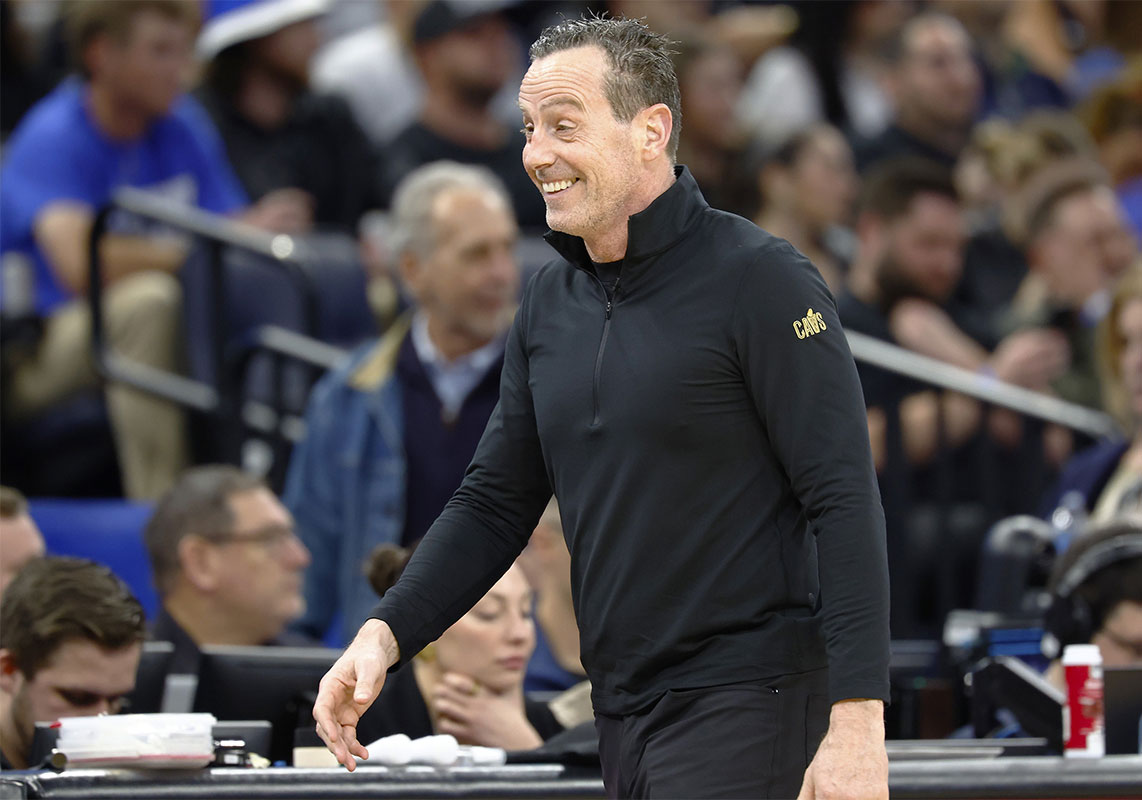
[[1041, 518, 1142, 689]]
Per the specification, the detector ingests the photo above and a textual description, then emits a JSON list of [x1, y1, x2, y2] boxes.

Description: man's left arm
[[734, 241, 890, 799]]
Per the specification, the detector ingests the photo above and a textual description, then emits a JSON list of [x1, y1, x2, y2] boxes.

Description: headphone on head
[[1041, 531, 1142, 660]]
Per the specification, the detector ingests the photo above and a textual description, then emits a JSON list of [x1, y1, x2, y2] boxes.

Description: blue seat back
[[28, 499, 158, 620]]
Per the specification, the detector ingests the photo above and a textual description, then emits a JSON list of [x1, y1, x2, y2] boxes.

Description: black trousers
[[594, 668, 830, 799]]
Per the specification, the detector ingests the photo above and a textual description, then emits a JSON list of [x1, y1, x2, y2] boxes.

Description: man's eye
[[521, 125, 534, 139]]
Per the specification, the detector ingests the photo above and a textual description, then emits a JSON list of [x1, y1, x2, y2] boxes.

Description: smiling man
[[0, 557, 146, 770], [315, 16, 890, 799]]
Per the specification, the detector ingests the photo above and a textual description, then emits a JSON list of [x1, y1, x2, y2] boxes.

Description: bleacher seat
[[29, 498, 157, 619]]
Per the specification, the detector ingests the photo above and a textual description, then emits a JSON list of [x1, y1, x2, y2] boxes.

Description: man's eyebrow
[[520, 96, 585, 115]]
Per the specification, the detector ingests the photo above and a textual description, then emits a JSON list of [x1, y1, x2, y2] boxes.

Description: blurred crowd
[[2, 0, 1142, 761]]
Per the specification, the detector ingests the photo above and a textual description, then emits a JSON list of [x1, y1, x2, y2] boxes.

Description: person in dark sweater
[[376, 1, 547, 231], [853, 13, 981, 176], [143, 465, 317, 675], [356, 543, 561, 749], [316, 16, 890, 800], [194, 0, 383, 234], [283, 161, 520, 645]]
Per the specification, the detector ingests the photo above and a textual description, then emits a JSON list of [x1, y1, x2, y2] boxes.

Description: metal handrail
[[87, 188, 322, 414], [845, 330, 1121, 440]]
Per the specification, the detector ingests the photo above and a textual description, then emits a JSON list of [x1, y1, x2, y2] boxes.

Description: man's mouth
[[541, 178, 579, 194]]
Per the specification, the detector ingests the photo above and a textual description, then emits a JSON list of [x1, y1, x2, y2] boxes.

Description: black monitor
[[123, 641, 175, 714], [971, 656, 1064, 750], [191, 645, 340, 765], [1105, 666, 1142, 755]]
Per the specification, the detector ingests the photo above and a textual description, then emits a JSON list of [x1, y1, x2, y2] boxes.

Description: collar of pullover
[[543, 165, 707, 278]]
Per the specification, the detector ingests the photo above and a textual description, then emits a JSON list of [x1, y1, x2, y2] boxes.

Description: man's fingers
[[353, 656, 383, 703]]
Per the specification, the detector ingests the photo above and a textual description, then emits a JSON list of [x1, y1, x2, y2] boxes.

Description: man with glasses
[[0, 557, 146, 770], [143, 465, 317, 674]]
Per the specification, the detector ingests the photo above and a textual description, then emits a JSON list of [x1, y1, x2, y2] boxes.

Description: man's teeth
[[542, 178, 577, 193]]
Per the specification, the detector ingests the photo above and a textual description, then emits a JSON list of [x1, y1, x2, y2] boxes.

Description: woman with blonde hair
[[1044, 263, 1142, 524]]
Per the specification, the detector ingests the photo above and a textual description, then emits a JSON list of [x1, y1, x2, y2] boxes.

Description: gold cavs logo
[[793, 308, 827, 340]]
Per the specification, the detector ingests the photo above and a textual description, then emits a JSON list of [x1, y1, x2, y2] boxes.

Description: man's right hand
[[313, 618, 400, 770]]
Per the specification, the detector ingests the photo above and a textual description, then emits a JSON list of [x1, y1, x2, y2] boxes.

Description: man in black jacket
[[315, 16, 890, 799]]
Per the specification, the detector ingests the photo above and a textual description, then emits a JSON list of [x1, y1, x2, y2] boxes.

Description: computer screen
[[1105, 666, 1142, 755], [191, 645, 340, 765], [123, 641, 175, 714]]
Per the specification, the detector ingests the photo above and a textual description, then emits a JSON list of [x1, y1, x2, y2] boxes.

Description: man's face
[[520, 46, 645, 245], [426, 15, 517, 106], [1, 639, 140, 753], [1035, 188, 1137, 307], [0, 514, 45, 596], [1093, 599, 1142, 668], [875, 193, 965, 305], [251, 19, 322, 88], [1116, 298, 1142, 422], [206, 488, 311, 638], [97, 10, 193, 118], [405, 187, 520, 349], [896, 20, 980, 129], [679, 47, 743, 152]]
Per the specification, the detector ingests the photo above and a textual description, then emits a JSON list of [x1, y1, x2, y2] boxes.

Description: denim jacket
[[284, 317, 411, 644]]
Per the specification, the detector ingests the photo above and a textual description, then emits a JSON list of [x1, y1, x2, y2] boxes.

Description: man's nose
[[285, 533, 311, 568], [522, 130, 554, 176]]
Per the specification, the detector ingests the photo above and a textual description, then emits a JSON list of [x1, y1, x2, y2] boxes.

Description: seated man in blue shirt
[[0, 0, 307, 500], [284, 160, 520, 645]]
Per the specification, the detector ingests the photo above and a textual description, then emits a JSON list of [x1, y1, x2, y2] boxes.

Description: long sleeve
[[733, 240, 891, 703], [369, 285, 553, 666]]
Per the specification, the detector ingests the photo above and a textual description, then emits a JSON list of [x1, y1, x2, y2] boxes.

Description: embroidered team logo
[[793, 308, 827, 339]]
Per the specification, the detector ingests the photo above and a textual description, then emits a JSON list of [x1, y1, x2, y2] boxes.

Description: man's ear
[[398, 252, 424, 302], [0, 649, 24, 694], [177, 536, 220, 592], [638, 103, 674, 162]]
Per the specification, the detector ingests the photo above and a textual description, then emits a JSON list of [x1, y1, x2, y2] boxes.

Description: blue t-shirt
[[0, 79, 248, 314]]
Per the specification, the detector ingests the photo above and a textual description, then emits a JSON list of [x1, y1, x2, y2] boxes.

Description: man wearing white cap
[[196, 0, 385, 235]]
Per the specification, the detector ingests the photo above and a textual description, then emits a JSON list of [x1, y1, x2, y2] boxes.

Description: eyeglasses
[[52, 686, 131, 713], [201, 523, 301, 554]]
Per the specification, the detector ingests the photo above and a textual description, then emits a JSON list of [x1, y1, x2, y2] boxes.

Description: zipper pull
[[605, 299, 613, 318]]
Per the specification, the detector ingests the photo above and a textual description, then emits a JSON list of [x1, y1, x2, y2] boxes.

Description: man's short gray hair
[[389, 161, 513, 258], [529, 15, 681, 162]]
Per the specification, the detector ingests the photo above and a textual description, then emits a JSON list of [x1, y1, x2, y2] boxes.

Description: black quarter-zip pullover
[[371, 167, 890, 714]]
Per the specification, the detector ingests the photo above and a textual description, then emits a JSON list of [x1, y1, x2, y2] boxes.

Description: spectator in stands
[[195, 0, 384, 235], [753, 124, 859, 295], [356, 544, 562, 749], [143, 465, 316, 674], [0, 0, 303, 501], [954, 111, 1100, 337], [1042, 519, 1142, 691], [934, 0, 1069, 122], [1006, 160, 1138, 410], [1045, 264, 1142, 520], [516, 499, 585, 693], [669, 37, 749, 216], [377, 1, 547, 230], [284, 161, 519, 644], [838, 157, 1069, 469], [0, 557, 145, 769], [1081, 63, 1142, 240], [853, 13, 981, 175], [311, 0, 428, 148], [0, 487, 45, 596]]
